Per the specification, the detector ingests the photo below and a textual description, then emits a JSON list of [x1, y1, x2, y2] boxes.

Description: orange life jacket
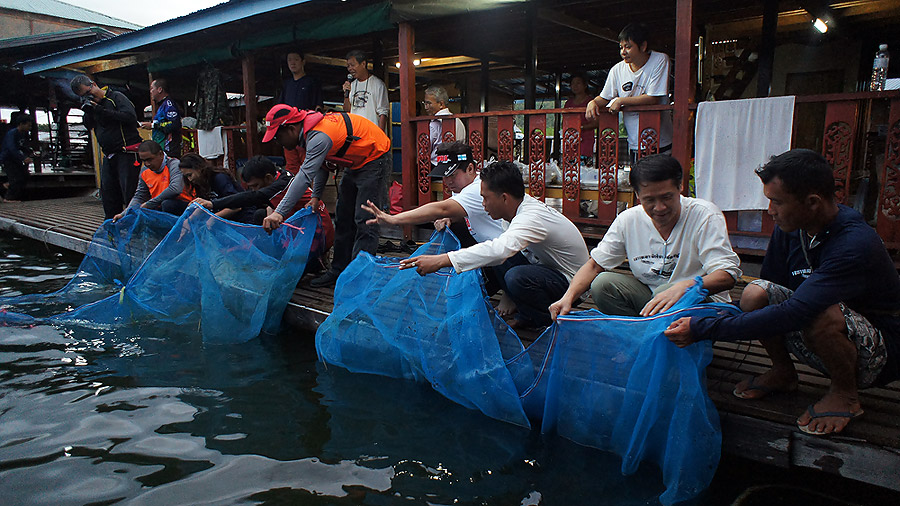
[[310, 112, 390, 170], [141, 161, 194, 202]]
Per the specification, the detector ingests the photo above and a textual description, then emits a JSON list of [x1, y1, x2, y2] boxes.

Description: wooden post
[[554, 71, 562, 157], [399, 22, 417, 221], [148, 71, 157, 115], [673, 0, 695, 191], [480, 57, 490, 113], [242, 54, 258, 158], [524, 3, 537, 111], [757, 0, 778, 97]]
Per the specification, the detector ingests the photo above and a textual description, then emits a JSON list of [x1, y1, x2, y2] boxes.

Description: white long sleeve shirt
[[448, 194, 589, 281]]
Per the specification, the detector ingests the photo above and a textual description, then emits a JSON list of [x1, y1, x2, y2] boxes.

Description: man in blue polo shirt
[[664, 149, 900, 436]]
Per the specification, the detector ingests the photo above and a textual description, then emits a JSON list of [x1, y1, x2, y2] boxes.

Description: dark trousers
[[331, 153, 391, 272], [501, 263, 570, 327], [2, 160, 27, 200], [101, 152, 140, 219], [160, 198, 190, 216]]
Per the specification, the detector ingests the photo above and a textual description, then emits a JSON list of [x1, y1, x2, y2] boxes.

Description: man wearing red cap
[[260, 104, 391, 287]]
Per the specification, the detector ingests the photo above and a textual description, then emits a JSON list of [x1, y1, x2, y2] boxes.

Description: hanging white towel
[[197, 126, 224, 159], [694, 96, 795, 211]]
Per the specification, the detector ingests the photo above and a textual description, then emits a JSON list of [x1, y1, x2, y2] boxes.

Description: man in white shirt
[[423, 85, 466, 164], [343, 50, 390, 132], [585, 23, 673, 163], [400, 161, 590, 329], [550, 154, 741, 319]]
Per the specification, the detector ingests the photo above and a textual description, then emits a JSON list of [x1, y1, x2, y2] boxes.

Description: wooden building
[[7, 0, 900, 492]]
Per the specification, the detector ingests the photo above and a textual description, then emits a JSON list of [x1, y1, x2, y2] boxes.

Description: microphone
[[346, 73, 355, 83]]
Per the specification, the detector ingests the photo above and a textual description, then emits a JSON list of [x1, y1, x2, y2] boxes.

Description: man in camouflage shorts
[[665, 149, 900, 436]]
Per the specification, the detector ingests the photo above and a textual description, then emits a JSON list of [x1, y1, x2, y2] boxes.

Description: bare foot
[[496, 292, 517, 318], [733, 368, 798, 400], [796, 392, 863, 435]]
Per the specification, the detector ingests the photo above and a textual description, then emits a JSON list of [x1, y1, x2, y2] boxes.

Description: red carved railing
[[408, 105, 672, 228]]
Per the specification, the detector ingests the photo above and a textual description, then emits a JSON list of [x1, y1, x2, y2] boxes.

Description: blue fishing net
[[2, 204, 318, 343], [316, 230, 531, 428], [316, 228, 741, 505], [510, 282, 741, 505], [1, 208, 177, 319]]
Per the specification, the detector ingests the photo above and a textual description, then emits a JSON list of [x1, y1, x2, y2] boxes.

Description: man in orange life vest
[[112, 140, 192, 221], [260, 104, 391, 288]]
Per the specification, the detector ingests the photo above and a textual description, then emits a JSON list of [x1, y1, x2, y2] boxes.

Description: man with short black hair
[[113, 140, 192, 221], [0, 114, 34, 202], [665, 149, 900, 436], [585, 23, 673, 163], [70, 74, 143, 219], [423, 85, 465, 164], [141, 78, 182, 157], [343, 50, 389, 132], [401, 160, 589, 329], [278, 49, 324, 174], [550, 154, 740, 319]]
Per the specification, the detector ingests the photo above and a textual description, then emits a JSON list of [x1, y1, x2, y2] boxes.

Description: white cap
[[880, 44, 888, 50]]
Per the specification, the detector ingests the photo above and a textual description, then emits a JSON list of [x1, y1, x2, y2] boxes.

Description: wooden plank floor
[[2, 197, 899, 491]]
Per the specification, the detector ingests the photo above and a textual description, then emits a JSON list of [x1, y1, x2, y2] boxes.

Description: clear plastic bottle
[[870, 44, 890, 91]]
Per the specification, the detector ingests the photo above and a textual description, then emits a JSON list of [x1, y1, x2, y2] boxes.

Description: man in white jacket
[[550, 154, 741, 319], [400, 161, 589, 329]]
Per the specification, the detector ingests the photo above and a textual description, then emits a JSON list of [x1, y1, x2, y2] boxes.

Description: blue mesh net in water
[[2, 204, 318, 343], [316, 230, 531, 428], [316, 230, 741, 505]]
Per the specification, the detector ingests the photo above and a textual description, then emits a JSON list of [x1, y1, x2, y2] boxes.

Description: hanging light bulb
[[813, 18, 828, 33]]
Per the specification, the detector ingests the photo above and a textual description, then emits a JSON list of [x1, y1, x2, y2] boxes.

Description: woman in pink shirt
[[563, 74, 598, 159]]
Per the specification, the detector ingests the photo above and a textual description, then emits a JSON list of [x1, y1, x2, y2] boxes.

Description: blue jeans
[[501, 262, 570, 327]]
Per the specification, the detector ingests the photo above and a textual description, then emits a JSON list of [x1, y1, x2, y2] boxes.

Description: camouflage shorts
[[750, 279, 887, 388]]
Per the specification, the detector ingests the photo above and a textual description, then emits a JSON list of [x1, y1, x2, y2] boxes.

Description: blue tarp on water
[[316, 229, 742, 505], [1, 204, 318, 343]]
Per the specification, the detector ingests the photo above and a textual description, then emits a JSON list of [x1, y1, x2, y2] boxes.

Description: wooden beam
[[673, 0, 695, 188], [537, 8, 619, 44], [398, 22, 417, 225], [242, 54, 258, 158], [82, 52, 162, 74], [525, 3, 537, 110]]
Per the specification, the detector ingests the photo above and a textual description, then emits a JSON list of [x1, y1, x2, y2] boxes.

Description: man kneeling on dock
[[362, 141, 519, 314], [550, 154, 741, 319], [113, 141, 192, 221], [664, 149, 900, 436], [399, 160, 589, 330]]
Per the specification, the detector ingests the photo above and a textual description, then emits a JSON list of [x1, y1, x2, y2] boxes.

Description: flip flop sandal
[[796, 404, 864, 436], [732, 377, 796, 400]]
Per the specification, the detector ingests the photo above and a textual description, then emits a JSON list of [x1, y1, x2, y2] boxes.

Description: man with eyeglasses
[[423, 85, 465, 165], [70, 74, 143, 219], [550, 154, 741, 319]]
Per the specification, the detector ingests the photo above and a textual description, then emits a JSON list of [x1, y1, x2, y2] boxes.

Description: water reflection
[[1, 235, 667, 505]]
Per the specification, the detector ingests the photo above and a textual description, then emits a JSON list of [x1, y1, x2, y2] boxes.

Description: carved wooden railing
[[409, 105, 673, 228]]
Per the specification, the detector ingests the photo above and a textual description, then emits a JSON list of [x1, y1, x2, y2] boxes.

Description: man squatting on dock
[[663, 149, 900, 436]]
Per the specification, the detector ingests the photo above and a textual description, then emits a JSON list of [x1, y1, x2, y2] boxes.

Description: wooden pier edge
[[2, 197, 899, 493]]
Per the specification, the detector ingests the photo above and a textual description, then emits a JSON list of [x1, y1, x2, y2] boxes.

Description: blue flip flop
[[797, 404, 864, 436]]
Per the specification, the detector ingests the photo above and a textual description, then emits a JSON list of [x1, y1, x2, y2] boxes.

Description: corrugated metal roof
[[0, 0, 142, 30]]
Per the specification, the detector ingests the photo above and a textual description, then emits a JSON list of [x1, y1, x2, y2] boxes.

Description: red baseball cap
[[262, 104, 306, 143]]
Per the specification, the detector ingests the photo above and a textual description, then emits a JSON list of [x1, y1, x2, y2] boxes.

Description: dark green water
[[0, 234, 896, 505]]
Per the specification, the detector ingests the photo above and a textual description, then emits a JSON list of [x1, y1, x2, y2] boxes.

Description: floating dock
[[1, 196, 898, 492]]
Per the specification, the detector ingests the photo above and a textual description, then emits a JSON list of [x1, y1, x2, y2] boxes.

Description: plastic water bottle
[[870, 44, 890, 91]]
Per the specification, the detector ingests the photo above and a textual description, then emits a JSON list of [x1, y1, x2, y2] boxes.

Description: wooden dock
[[1, 196, 898, 492]]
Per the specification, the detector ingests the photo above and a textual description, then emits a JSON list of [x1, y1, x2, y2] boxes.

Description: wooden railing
[[406, 92, 900, 253], [409, 105, 674, 229]]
